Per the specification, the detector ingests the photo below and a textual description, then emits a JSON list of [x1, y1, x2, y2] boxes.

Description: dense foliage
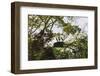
[[28, 15, 88, 60]]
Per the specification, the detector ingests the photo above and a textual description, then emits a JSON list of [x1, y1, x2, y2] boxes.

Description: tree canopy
[[28, 15, 88, 60]]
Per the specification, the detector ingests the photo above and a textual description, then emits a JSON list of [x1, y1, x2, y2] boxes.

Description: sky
[[52, 16, 88, 34]]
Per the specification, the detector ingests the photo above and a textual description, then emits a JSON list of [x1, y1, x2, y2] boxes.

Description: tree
[[28, 15, 88, 60]]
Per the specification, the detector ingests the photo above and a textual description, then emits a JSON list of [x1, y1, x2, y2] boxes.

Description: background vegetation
[[28, 15, 88, 60]]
